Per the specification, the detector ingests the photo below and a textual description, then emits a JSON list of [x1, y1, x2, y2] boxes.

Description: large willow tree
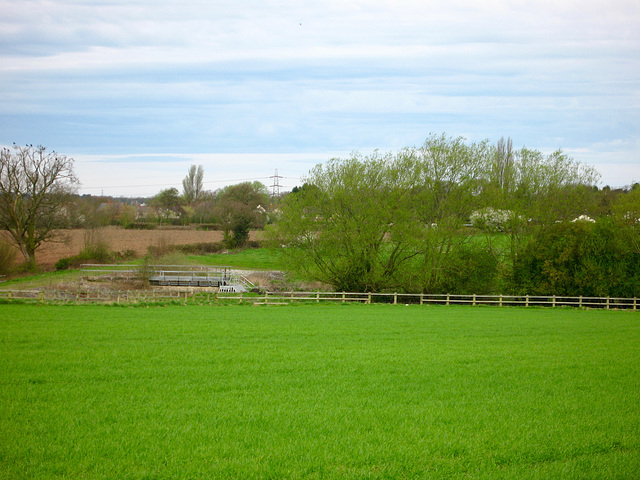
[[269, 150, 421, 292]]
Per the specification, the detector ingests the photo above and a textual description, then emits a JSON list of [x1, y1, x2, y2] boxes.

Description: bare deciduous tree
[[0, 145, 78, 268]]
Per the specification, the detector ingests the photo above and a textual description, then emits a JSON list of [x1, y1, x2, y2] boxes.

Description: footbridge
[[82, 264, 255, 292]]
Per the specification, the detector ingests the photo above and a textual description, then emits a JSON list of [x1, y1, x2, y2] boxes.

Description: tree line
[[67, 169, 272, 249], [2, 138, 639, 298], [0, 145, 273, 270], [268, 134, 640, 297]]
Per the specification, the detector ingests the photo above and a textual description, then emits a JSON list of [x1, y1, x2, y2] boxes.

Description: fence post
[[634, 298, 637, 311], [552, 295, 556, 308], [316, 292, 320, 303], [342, 292, 345, 303], [239, 292, 243, 304], [368, 293, 372, 304], [606, 297, 610, 310], [420, 293, 424, 306], [393, 293, 397, 305], [499, 295, 503, 307], [446, 294, 450, 306], [579, 296, 583, 308], [472, 294, 476, 306], [525, 295, 529, 307]]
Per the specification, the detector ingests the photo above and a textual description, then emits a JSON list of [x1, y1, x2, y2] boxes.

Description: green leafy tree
[[268, 150, 424, 292], [215, 182, 269, 248], [0, 145, 78, 268], [118, 204, 138, 228], [611, 184, 640, 227], [479, 141, 600, 280], [151, 187, 185, 224], [513, 218, 640, 297], [407, 134, 494, 292], [270, 134, 603, 294]]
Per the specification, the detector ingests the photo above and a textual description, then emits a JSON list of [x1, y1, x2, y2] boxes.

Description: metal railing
[[81, 264, 255, 290]]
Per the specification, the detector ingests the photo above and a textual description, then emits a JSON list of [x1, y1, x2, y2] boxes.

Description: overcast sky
[[1, 0, 639, 196]]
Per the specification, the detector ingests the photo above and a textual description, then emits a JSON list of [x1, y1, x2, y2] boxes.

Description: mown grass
[[1, 304, 639, 479]]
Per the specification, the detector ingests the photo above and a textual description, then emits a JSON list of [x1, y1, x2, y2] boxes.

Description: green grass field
[[185, 247, 283, 270], [1, 304, 638, 479]]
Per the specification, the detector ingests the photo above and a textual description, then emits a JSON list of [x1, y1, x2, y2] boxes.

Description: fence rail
[[0, 289, 201, 304], [1, 289, 637, 310], [236, 291, 639, 310]]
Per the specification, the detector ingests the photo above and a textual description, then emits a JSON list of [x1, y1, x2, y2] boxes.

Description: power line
[[80, 176, 278, 191]]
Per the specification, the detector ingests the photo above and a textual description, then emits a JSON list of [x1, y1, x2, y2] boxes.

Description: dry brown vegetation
[[3, 226, 262, 269]]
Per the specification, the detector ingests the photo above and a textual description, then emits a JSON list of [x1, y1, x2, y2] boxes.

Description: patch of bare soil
[[38, 269, 327, 296], [241, 270, 331, 292], [30, 226, 261, 269]]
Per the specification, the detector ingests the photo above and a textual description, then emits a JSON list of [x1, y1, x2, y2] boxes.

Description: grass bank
[[1, 304, 638, 479]]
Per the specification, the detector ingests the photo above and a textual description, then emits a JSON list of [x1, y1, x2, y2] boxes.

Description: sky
[[1, 0, 639, 197]]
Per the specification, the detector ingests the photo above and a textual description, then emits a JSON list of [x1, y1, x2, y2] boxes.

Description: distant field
[[1, 304, 639, 479], [12, 226, 264, 269]]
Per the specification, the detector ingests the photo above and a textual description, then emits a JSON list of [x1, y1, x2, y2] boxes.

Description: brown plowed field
[[7, 226, 261, 269]]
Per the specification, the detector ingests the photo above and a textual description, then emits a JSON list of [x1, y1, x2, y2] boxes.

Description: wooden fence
[[0, 289, 638, 310], [0, 289, 198, 304], [230, 291, 639, 310]]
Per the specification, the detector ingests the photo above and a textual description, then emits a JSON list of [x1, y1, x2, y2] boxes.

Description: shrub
[[195, 224, 220, 231], [55, 257, 72, 271], [0, 239, 17, 276], [81, 241, 112, 263], [512, 218, 640, 297], [124, 222, 156, 230], [147, 235, 172, 258], [116, 249, 138, 261], [55, 240, 115, 271], [174, 242, 226, 255], [223, 218, 252, 249], [415, 242, 499, 295]]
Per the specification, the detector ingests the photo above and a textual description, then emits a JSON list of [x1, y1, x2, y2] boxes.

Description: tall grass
[[0, 237, 17, 276], [1, 304, 638, 479]]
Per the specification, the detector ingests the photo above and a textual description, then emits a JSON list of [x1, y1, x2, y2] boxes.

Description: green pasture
[[185, 247, 283, 270], [1, 304, 639, 479]]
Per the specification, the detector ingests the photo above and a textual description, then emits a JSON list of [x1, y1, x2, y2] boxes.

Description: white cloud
[[1, 0, 638, 194]]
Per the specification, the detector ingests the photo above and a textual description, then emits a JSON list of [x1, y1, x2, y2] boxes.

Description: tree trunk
[[18, 243, 37, 270]]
